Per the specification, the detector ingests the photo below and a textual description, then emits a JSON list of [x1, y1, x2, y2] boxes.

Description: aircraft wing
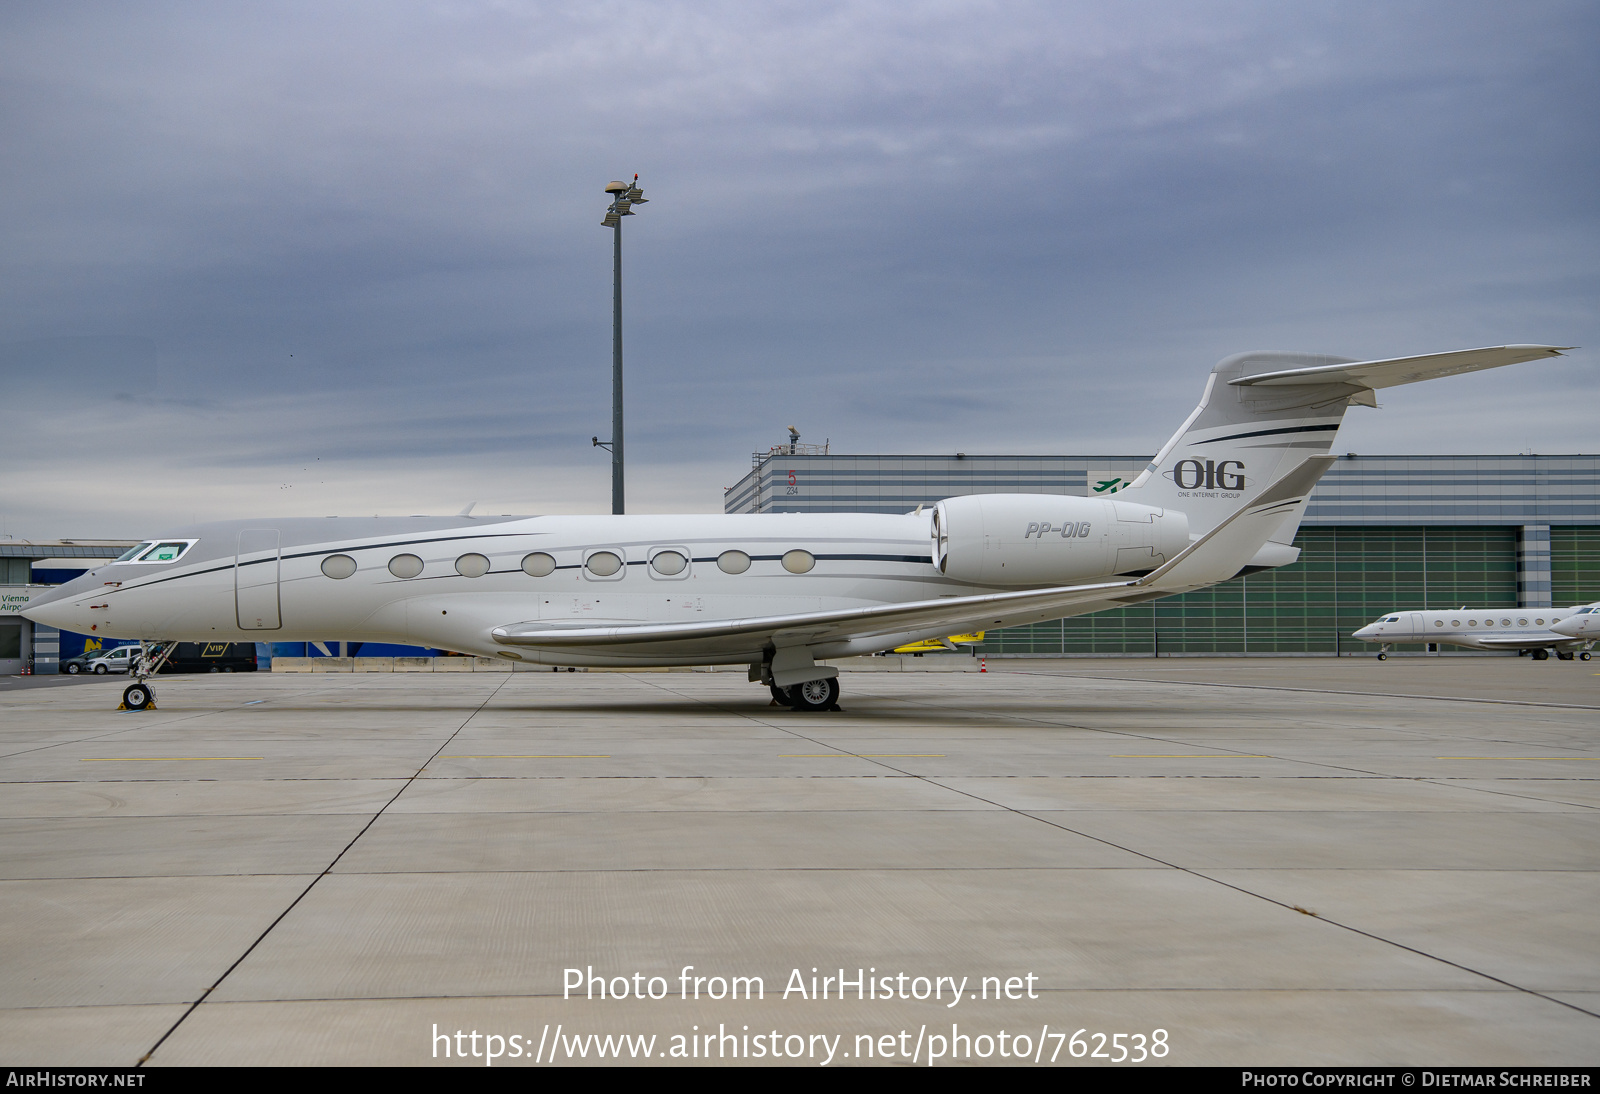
[[1228, 345, 1570, 391], [494, 456, 1337, 655], [493, 578, 1142, 653], [1474, 635, 1576, 649]]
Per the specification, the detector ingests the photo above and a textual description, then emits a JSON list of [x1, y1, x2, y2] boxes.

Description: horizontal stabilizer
[[1228, 345, 1569, 391]]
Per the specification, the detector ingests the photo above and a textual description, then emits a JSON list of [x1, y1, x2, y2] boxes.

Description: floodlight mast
[[597, 175, 648, 514]]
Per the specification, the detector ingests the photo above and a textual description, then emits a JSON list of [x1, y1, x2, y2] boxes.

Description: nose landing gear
[[120, 682, 155, 711], [116, 641, 174, 711], [1376, 645, 1390, 661]]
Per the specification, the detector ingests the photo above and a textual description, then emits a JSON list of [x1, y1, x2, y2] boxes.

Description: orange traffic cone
[[979, 656, 986, 673]]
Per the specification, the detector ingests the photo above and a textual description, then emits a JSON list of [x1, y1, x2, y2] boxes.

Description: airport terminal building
[[724, 449, 1600, 656]]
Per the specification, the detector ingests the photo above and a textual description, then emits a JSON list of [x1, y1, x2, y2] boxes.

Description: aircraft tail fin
[[1140, 455, 1338, 590], [1116, 345, 1568, 550]]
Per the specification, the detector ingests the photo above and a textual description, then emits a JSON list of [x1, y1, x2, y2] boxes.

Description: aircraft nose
[[19, 578, 96, 631]]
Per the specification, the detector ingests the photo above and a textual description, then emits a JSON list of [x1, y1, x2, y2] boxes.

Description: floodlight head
[[601, 213, 621, 227], [604, 180, 628, 194]]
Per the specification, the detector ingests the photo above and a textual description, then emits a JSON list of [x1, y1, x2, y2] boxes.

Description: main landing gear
[[770, 678, 842, 712], [756, 650, 843, 712]]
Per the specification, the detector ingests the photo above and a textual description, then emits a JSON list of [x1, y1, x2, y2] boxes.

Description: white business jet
[[24, 344, 1569, 713], [1352, 605, 1596, 661], [1550, 605, 1600, 644]]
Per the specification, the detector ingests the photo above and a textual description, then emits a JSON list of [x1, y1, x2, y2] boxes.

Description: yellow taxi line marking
[[81, 757, 265, 762]]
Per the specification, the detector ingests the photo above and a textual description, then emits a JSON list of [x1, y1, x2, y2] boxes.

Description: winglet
[[457, 502, 477, 518]]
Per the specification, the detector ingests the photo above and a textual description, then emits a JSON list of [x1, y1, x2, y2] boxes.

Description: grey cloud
[[0, 1, 1593, 537]]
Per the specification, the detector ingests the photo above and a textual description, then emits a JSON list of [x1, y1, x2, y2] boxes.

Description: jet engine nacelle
[[932, 494, 1190, 585]]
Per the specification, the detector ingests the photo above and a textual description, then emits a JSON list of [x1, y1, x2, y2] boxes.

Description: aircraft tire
[[769, 684, 792, 705], [122, 684, 153, 712], [1582, 652, 1592, 661], [788, 677, 840, 712], [1532, 649, 1550, 660], [1556, 651, 1575, 661], [1376, 652, 1387, 661]]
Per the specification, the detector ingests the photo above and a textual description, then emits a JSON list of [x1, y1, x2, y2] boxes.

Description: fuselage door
[[236, 528, 282, 630], [1406, 612, 1425, 637]]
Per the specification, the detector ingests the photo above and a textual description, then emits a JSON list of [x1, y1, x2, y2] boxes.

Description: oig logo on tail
[[1166, 458, 1247, 495]]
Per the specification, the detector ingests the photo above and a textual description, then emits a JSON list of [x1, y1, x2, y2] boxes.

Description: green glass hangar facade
[[724, 453, 1600, 656]]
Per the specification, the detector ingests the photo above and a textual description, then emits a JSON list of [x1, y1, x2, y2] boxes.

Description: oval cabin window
[[521, 552, 556, 577], [455, 553, 490, 578], [651, 550, 687, 575], [782, 549, 815, 574], [388, 554, 424, 579], [586, 551, 622, 577], [321, 554, 357, 580], [717, 550, 751, 574]]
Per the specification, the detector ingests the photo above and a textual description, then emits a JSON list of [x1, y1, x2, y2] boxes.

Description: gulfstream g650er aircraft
[[24, 345, 1569, 712]]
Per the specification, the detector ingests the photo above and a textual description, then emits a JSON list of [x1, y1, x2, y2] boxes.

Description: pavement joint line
[[135, 672, 515, 1067], [933, 694, 1595, 785], [851, 686, 1600, 1025], [14, 670, 1598, 1054], [3, 983, 1549, 1012], [1020, 670, 1600, 712], [0, 678, 379, 762]]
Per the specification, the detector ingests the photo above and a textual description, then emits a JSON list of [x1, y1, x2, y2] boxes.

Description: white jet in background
[[1352, 605, 1597, 661], [23, 344, 1572, 711], [1550, 605, 1600, 645]]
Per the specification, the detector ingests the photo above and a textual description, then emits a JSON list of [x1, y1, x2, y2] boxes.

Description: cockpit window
[[1383, 616, 1400, 623], [129, 540, 196, 564], [117, 542, 154, 561]]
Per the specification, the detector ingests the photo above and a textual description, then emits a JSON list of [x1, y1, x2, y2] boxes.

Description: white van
[[86, 646, 140, 674]]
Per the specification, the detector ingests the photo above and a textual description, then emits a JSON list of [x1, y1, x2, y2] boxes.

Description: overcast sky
[[1, 0, 1594, 538]]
